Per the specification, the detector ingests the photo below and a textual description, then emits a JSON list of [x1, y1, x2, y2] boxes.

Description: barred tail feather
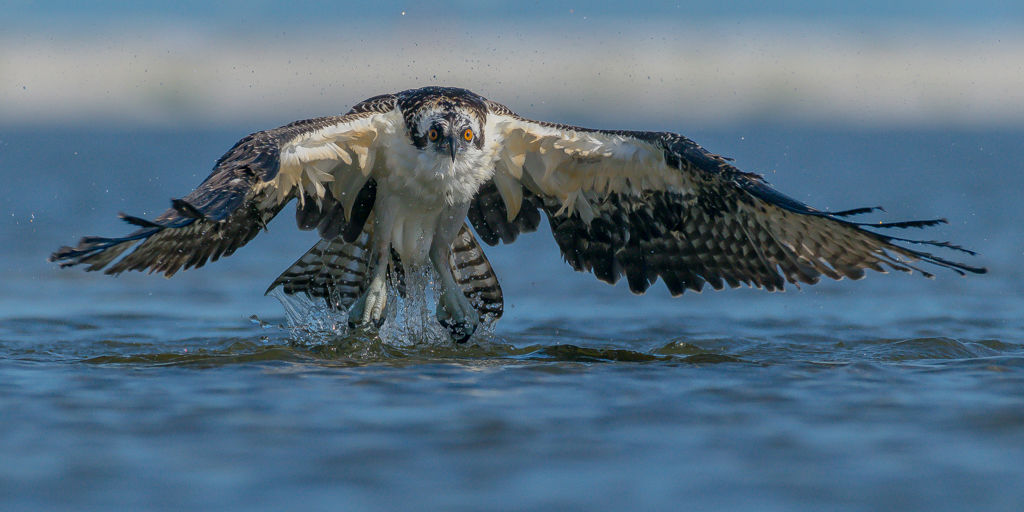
[[266, 222, 504, 321], [265, 226, 374, 312], [450, 224, 504, 321]]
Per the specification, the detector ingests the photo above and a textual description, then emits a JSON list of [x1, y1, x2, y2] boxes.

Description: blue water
[[1, 126, 1022, 511]]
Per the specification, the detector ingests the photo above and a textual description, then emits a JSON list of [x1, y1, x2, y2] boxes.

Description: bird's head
[[411, 108, 484, 162], [402, 87, 488, 162]]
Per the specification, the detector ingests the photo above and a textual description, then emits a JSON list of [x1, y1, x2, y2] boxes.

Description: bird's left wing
[[50, 94, 401, 277], [470, 101, 985, 295]]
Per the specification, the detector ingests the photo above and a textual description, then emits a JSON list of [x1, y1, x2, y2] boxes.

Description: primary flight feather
[[50, 86, 986, 342]]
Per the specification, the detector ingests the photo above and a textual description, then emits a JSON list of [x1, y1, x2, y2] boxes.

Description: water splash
[[378, 263, 458, 348], [267, 265, 497, 349], [267, 287, 350, 345]]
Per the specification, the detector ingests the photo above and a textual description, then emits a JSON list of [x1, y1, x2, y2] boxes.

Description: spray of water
[[267, 265, 495, 349], [378, 263, 454, 347]]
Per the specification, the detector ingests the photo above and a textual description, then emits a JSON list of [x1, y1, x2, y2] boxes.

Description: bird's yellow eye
[[428, 129, 439, 141], [463, 129, 473, 141]]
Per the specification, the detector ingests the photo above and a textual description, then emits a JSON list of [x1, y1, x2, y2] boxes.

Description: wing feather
[[50, 95, 400, 277], [474, 101, 986, 295]]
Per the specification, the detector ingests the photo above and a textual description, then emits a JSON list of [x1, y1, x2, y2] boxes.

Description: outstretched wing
[[50, 94, 401, 277], [470, 102, 986, 296]]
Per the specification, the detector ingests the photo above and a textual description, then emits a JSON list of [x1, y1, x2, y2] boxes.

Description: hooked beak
[[448, 133, 457, 161]]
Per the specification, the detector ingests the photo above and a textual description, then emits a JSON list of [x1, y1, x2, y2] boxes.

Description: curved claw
[[439, 318, 476, 344], [347, 314, 386, 331], [348, 270, 388, 329]]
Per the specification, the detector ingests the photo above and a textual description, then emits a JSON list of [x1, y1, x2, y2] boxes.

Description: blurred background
[[3, 5, 1023, 511], [3, 1, 1022, 129], [1, 1, 1021, 318]]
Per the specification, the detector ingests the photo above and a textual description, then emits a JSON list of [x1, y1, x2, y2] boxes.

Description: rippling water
[[2, 127, 1022, 510]]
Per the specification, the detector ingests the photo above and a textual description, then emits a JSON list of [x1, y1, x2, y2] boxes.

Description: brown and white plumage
[[50, 86, 986, 342], [267, 221, 504, 322]]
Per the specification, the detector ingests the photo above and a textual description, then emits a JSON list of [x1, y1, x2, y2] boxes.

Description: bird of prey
[[50, 86, 986, 342]]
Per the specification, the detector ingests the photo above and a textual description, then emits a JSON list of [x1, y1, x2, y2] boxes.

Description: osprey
[[51, 86, 986, 342]]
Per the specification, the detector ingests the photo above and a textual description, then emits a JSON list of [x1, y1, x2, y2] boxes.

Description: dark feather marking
[[853, 219, 947, 229], [830, 206, 884, 217], [295, 178, 377, 243], [295, 190, 332, 231], [312, 198, 347, 241], [466, 180, 543, 247], [449, 224, 503, 319], [118, 213, 164, 229], [171, 198, 206, 220], [465, 198, 495, 245], [340, 179, 377, 243]]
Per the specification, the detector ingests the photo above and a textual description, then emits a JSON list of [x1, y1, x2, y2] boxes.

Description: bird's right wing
[[50, 94, 402, 277]]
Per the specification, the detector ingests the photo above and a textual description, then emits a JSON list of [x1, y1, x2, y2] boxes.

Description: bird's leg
[[347, 253, 390, 329], [429, 242, 479, 343]]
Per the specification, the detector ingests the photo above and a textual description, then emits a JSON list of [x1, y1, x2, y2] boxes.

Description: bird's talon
[[439, 318, 476, 344]]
